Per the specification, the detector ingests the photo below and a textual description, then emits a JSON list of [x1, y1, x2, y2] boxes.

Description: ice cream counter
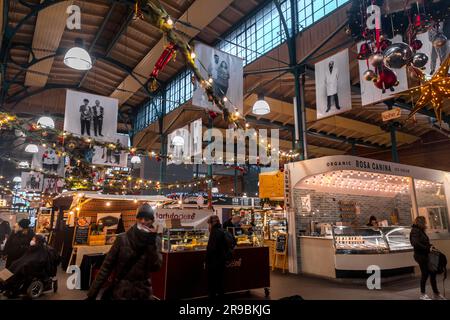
[[298, 226, 417, 279]]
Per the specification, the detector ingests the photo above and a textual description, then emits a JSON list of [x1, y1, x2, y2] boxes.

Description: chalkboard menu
[[73, 225, 90, 245], [275, 233, 287, 253]]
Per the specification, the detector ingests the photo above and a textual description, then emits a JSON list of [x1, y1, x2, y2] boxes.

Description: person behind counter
[[366, 216, 378, 227], [87, 204, 162, 300], [206, 215, 228, 300], [3, 219, 35, 268], [410, 216, 446, 300], [223, 215, 242, 235]]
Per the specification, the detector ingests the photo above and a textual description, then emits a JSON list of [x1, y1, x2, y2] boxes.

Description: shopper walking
[[206, 215, 228, 300], [410, 216, 446, 300], [87, 204, 162, 300], [3, 219, 35, 269]]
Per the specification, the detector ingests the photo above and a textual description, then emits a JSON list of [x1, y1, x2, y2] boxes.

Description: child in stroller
[[0, 235, 60, 299]]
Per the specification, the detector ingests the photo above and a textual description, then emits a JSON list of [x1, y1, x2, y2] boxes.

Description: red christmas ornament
[[410, 39, 423, 51], [156, 156, 161, 162], [374, 67, 398, 92], [42, 153, 48, 159], [357, 42, 372, 60], [208, 111, 218, 119], [379, 39, 392, 52]]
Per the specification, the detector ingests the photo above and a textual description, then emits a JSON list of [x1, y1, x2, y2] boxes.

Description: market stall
[[153, 228, 270, 299], [284, 155, 450, 279], [51, 192, 173, 269]]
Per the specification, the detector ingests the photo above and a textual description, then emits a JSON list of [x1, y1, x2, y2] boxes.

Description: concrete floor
[[2, 260, 448, 300]]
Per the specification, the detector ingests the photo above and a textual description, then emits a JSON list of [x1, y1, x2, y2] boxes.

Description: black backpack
[[224, 230, 236, 262], [429, 249, 447, 279]]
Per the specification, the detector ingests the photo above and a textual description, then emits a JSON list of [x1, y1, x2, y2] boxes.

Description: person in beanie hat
[[87, 203, 162, 300], [4, 219, 35, 268]]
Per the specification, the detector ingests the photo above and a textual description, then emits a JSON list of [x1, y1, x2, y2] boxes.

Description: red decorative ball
[[374, 68, 397, 90], [410, 39, 423, 51], [357, 42, 372, 60], [208, 111, 218, 119], [379, 39, 392, 52]]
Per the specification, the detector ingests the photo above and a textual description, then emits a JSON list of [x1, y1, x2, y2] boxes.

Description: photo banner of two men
[[21, 171, 64, 193], [315, 49, 352, 119], [192, 42, 244, 115], [64, 90, 118, 141]]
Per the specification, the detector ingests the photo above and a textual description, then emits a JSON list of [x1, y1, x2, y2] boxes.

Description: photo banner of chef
[[315, 49, 352, 120], [21, 171, 44, 192], [31, 146, 65, 177], [91, 133, 129, 167], [154, 208, 214, 229], [167, 126, 190, 165], [192, 42, 244, 114], [416, 22, 450, 77], [358, 36, 408, 106], [64, 90, 119, 141], [190, 118, 203, 159]]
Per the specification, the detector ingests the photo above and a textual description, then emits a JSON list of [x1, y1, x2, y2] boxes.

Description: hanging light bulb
[[190, 51, 196, 59], [37, 116, 55, 129], [64, 38, 92, 71], [172, 135, 184, 146], [252, 94, 270, 115], [25, 143, 39, 153], [130, 155, 141, 164], [13, 176, 22, 183]]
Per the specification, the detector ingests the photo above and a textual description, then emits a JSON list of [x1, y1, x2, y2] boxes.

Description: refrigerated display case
[[332, 226, 412, 254]]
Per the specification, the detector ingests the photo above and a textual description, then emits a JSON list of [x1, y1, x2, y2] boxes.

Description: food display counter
[[299, 226, 416, 279], [153, 228, 270, 300]]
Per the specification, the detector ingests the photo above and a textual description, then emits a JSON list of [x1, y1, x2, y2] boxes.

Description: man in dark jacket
[[87, 204, 162, 300], [0, 218, 11, 253], [206, 215, 228, 300], [4, 219, 35, 268], [410, 216, 445, 300]]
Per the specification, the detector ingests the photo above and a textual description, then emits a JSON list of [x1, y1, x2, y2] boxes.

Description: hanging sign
[[381, 108, 402, 122]]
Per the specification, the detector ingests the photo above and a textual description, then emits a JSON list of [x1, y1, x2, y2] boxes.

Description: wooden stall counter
[[152, 246, 270, 300]]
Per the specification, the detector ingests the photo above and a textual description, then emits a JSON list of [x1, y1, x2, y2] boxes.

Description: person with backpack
[[206, 215, 232, 300], [86, 204, 162, 300], [410, 216, 446, 300]]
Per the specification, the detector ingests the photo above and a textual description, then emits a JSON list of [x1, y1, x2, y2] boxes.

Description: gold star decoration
[[398, 54, 450, 123]]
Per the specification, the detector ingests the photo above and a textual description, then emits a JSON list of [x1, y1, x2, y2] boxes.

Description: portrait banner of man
[[192, 42, 243, 115], [315, 49, 352, 119], [64, 90, 118, 141], [91, 133, 129, 167]]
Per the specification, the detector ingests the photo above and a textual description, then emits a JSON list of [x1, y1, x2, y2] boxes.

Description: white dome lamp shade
[[37, 116, 55, 129], [13, 176, 22, 183], [18, 161, 29, 168], [252, 94, 270, 115], [172, 135, 185, 147], [130, 155, 141, 164], [64, 38, 92, 71], [25, 143, 39, 153]]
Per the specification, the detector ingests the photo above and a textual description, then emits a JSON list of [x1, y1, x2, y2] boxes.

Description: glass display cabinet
[[332, 226, 413, 254], [162, 228, 209, 252]]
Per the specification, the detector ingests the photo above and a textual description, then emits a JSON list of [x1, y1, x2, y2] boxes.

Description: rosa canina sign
[[155, 208, 214, 229]]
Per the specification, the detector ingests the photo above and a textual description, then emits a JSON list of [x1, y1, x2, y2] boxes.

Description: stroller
[[0, 242, 60, 299]]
